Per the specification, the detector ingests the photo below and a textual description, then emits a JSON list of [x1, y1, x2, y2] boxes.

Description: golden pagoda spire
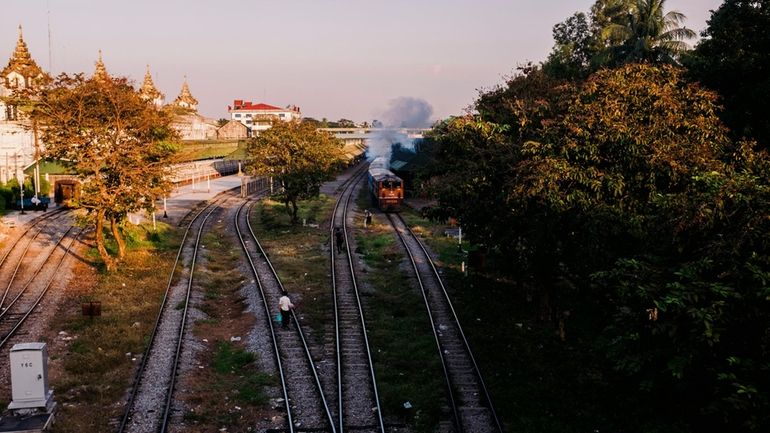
[[173, 75, 198, 110], [93, 50, 109, 82], [139, 64, 164, 105], [1, 24, 46, 89]]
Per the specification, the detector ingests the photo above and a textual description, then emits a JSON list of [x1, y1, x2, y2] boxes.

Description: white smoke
[[381, 97, 434, 128], [367, 97, 434, 162]]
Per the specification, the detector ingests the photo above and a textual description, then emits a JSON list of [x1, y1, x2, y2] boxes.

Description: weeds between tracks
[[45, 222, 180, 433]]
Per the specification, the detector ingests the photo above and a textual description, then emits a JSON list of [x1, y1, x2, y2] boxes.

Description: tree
[[336, 118, 356, 128], [606, 0, 696, 64], [543, 12, 595, 79], [301, 117, 322, 127], [32, 73, 178, 271], [425, 61, 770, 431], [685, 0, 770, 149], [544, 0, 695, 78], [590, 0, 637, 47], [245, 120, 344, 223]]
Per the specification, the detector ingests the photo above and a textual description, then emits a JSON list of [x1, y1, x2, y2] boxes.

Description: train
[[367, 156, 404, 212], [54, 179, 81, 208]]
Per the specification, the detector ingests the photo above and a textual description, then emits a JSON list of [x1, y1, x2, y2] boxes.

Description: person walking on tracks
[[278, 295, 294, 328], [334, 226, 345, 254]]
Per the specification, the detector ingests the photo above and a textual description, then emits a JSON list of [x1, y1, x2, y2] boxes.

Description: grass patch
[[355, 190, 446, 432], [49, 222, 182, 432], [212, 342, 271, 404], [181, 218, 275, 431], [175, 140, 242, 162], [247, 195, 335, 331]]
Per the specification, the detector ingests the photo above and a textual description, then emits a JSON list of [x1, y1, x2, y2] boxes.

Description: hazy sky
[[1, 0, 722, 123]]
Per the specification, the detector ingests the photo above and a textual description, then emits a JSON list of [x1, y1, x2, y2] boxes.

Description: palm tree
[[607, 0, 696, 64]]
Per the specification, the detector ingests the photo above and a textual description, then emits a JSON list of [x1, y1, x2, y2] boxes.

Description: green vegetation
[[50, 222, 179, 432], [411, 2, 770, 431], [175, 139, 242, 162], [245, 120, 345, 223], [211, 342, 272, 405], [544, 0, 696, 79], [0, 174, 51, 212], [30, 74, 178, 271], [247, 195, 335, 329], [181, 221, 275, 431], [355, 194, 446, 432], [685, 0, 770, 150]]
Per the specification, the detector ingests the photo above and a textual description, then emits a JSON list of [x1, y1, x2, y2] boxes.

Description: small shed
[[216, 120, 249, 140]]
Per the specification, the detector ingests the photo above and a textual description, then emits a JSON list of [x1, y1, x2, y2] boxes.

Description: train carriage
[[367, 157, 404, 212], [54, 178, 81, 208]]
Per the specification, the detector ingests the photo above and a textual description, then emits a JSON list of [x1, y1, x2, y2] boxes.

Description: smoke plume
[[367, 97, 434, 163], [381, 97, 433, 128]]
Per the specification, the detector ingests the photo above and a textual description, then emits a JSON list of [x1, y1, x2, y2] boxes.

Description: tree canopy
[[545, 0, 695, 78], [245, 120, 344, 223], [32, 73, 178, 271], [422, 62, 770, 431], [686, 0, 770, 149]]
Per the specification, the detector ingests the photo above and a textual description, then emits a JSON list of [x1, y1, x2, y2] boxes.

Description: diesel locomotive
[[367, 156, 404, 212]]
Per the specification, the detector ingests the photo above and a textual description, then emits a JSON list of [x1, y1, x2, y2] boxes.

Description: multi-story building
[[227, 100, 301, 133], [0, 26, 47, 183]]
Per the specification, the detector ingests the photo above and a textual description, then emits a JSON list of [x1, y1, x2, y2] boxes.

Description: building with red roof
[[228, 100, 301, 134]]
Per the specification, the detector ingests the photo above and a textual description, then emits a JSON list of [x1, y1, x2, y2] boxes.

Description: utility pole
[[33, 119, 40, 199]]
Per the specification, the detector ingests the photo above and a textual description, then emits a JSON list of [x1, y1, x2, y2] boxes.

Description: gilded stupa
[[1, 25, 47, 90], [172, 76, 198, 111], [139, 65, 164, 107], [93, 50, 110, 82]]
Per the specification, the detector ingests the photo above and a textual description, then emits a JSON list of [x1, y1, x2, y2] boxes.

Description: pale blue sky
[[1, 0, 722, 123]]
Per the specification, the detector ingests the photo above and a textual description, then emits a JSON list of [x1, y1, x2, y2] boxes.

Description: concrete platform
[[0, 413, 53, 433], [145, 174, 245, 225]]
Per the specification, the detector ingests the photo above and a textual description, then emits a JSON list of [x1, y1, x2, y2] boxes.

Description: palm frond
[[662, 27, 697, 42]]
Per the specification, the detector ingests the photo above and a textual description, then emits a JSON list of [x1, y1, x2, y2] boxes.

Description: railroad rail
[[0, 208, 69, 268], [118, 193, 234, 433], [0, 221, 82, 349], [330, 165, 386, 433], [387, 213, 504, 433], [236, 199, 336, 432], [0, 209, 71, 309]]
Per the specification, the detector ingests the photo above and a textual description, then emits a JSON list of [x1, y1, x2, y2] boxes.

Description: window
[[246, 120, 253, 124], [234, 113, 241, 118], [278, 113, 285, 118]]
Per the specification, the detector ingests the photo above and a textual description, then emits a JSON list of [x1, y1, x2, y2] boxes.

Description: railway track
[[118, 193, 235, 433], [387, 213, 504, 433], [0, 209, 71, 309], [235, 199, 336, 432], [0, 210, 82, 350], [330, 167, 386, 433]]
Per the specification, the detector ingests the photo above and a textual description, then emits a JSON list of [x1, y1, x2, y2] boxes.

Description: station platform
[[138, 174, 245, 225], [0, 174, 247, 232]]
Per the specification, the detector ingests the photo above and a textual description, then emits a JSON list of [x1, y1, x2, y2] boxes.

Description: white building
[[228, 100, 301, 133], [0, 26, 47, 183]]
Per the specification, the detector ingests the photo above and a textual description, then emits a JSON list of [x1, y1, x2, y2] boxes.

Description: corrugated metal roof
[[390, 160, 408, 170]]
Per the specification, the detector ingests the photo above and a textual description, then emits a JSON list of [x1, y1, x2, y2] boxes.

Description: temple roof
[[139, 65, 164, 101], [1, 26, 45, 81], [93, 50, 109, 82], [173, 77, 198, 108]]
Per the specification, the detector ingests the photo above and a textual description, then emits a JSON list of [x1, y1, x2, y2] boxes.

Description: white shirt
[[279, 295, 294, 312]]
